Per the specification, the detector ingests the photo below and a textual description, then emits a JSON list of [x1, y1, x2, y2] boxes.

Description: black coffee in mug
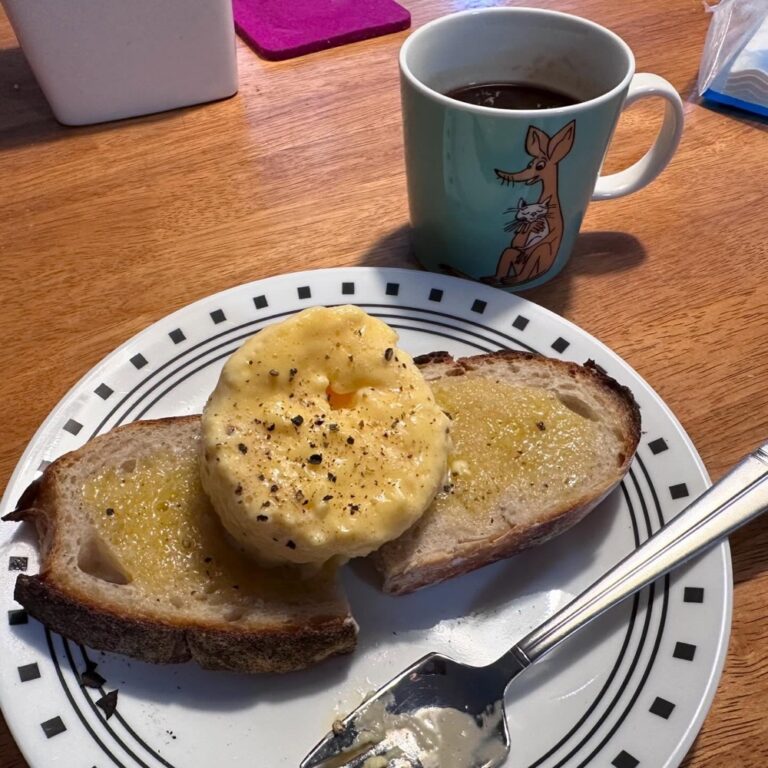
[[445, 81, 579, 110]]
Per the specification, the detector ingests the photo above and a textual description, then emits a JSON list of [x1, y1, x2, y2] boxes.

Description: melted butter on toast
[[83, 451, 336, 604], [431, 377, 602, 513]]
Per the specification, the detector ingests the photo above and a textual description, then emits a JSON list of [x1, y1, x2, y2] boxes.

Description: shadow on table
[[0, 46, 203, 151], [355, 225, 418, 270], [357, 226, 647, 320], [524, 230, 646, 317], [0, 46, 64, 149], [731, 511, 768, 584]]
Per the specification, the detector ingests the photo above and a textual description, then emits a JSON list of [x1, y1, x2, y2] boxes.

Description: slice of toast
[[374, 351, 641, 595], [3, 416, 357, 673]]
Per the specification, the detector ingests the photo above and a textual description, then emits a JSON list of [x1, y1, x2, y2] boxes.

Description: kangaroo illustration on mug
[[485, 120, 575, 286]]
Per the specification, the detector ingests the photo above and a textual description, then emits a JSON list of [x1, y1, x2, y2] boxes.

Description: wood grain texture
[[1, 0, 767, 766]]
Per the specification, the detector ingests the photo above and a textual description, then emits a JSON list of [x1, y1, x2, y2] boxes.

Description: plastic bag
[[697, 0, 768, 117]]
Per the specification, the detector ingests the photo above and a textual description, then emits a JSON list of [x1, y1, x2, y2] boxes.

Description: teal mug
[[400, 8, 684, 290]]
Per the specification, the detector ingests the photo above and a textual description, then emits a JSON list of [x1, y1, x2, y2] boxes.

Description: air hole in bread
[[78, 535, 131, 585], [556, 393, 599, 422], [224, 607, 244, 622], [326, 386, 356, 410]]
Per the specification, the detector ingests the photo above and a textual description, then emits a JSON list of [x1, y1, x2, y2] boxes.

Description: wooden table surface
[[2, 0, 767, 765]]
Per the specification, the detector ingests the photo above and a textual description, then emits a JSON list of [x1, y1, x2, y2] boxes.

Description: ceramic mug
[[400, 8, 684, 290]]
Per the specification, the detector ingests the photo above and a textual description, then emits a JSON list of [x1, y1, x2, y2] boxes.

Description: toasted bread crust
[[14, 575, 356, 672], [378, 351, 641, 595], [4, 416, 357, 672], [379, 491, 611, 595]]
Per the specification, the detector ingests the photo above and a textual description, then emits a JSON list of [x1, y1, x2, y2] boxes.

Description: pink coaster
[[233, 0, 411, 61]]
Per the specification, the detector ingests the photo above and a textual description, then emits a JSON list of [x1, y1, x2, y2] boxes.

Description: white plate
[[0, 267, 731, 768]]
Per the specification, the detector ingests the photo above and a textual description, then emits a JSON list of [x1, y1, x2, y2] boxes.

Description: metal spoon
[[301, 442, 768, 768]]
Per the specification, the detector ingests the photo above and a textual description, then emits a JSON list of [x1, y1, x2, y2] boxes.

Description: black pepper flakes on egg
[[384, 347, 394, 361], [257, 514, 269, 522], [308, 454, 323, 464], [291, 415, 304, 426], [269, 369, 279, 377], [286, 540, 297, 549], [238, 443, 248, 454]]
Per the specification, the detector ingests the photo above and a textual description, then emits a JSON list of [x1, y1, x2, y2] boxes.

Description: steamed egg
[[199, 305, 451, 566]]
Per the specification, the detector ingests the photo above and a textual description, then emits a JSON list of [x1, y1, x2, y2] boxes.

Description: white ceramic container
[[2, 0, 238, 125]]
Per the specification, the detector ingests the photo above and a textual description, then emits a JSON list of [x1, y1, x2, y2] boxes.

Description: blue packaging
[[698, 0, 768, 118]]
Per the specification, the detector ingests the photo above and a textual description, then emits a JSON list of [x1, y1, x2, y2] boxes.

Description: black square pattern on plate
[[673, 641, 696, 661], [41, 716, 66, 738], [169, 328, 186, 344], [648, 437, 668, 454], [669, 483, 689, 500], [471, 299, 487, 314], [512, 315, 529, 331], [297, 286, 311, 300], [342, 282, 355, 295], [94, 383, 113, 400], [684, 587, 704, 603], [612, 751, 639, 768], [649, 696, 675, 719], [130, 353, 148, 370], [63, 419, 82, 436], [429, 289, 443, 302], [8, 609, 28, 625], [551, 337, 570, 354], [386, 283, 399, 296], [210, 309, 226, 324], [8, 556, 28, 571], [253, 295, 268, 310], [18, 662, 41, 682]]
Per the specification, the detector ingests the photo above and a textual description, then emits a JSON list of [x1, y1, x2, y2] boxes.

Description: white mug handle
[[592, 73, 684, 201]]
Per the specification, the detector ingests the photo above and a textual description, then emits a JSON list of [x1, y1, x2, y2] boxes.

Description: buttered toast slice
[[375, 351, 641, 595], [3, 416, 356, 672]]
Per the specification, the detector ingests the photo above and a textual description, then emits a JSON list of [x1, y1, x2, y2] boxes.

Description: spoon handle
[[503, 443, 768, 671]]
